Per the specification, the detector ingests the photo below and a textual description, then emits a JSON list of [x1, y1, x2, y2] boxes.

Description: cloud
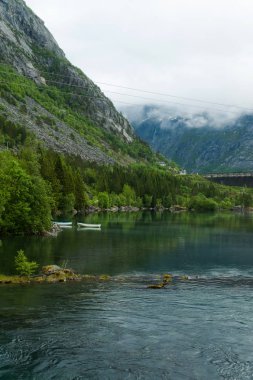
[[25, 0, 253, 112], [121, 103, 243, 130]]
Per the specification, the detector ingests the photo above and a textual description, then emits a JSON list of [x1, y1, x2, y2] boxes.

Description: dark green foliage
[[0, 115, 28, 148], [0, 151, 52, 234], [189, 194, 218, 211]]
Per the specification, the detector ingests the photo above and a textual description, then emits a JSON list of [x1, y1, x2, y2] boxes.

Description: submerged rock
[[99, 274, 111, 281], [180, 275, 189, 280], [147, 283, 165, 289], [163, 274, 173, 282], [43, 223, 62, 237]]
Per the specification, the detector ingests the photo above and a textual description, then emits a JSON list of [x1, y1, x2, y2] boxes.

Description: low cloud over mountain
[[123, 104, 253, 173]]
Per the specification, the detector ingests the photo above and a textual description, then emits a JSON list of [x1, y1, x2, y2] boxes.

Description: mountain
[[0, 0, 158, 164], [124, 104, 253, 173]]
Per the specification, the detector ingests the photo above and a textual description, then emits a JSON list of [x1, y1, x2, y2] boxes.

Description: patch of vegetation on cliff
[[0, 64, 163, 164]]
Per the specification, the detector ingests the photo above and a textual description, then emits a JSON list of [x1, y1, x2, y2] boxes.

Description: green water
[[1, 211, 253, 379], [1, 211, 253, 276]]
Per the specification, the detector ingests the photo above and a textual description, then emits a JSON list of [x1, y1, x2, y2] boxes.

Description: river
[[1, 211, 253, 379]]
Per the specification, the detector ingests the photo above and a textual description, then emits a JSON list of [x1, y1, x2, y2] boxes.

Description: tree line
[[0, 145, 252, 235]]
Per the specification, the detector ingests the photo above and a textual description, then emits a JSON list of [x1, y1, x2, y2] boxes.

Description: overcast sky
[[25, 0, 253, 114]]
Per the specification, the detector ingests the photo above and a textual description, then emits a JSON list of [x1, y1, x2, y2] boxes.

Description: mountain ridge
[[0, 0, 155, 164], [125, 104, 253, 173]]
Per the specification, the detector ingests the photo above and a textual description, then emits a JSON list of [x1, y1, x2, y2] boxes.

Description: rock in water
[[42, 265, 62, 275]]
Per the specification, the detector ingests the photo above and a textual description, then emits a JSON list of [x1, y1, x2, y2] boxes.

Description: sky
[[25, 0, 253, 114]]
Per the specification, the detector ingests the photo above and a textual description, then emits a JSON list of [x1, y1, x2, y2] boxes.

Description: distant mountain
[[0, 0, 158, 164], [124, 104, 253, 173]]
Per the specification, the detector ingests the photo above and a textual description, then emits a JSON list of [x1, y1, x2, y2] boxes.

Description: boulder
[[170, 205, 188, 212], [42, 265, 62, 275]]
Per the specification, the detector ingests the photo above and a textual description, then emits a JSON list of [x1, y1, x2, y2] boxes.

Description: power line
[[9, 75, 229, 113], [0, 78, 139, 108], [0, 76, 247, 116], [95, 82, 253, 112], [0, 80, 110, 102], [0, 62, 252, 112], [36, 78, 253, 113]]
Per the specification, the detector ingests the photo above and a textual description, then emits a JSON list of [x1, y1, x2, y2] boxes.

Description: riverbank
[[0, 265, 111, 285], [73, 204, 253, 215], [0, 265, 190, 287], [0, 273, 110, 285]]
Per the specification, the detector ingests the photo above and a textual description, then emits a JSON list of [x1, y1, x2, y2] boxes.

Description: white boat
[[53, 221, 72, 228], [78, 227, 102, 231], [77, 223, 101, 229]]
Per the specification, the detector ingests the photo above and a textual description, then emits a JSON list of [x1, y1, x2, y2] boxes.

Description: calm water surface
[[1, 212, 253, 379]]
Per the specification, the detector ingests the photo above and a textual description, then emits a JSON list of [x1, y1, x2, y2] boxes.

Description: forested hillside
[[1, 146, 252, 234]]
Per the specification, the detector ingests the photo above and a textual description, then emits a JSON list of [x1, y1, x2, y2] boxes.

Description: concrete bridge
[[203, 172, 253, 187]]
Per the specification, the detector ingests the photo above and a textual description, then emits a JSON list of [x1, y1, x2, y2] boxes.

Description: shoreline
[[0, 269, 190, 288], [0, 267, 111, 286], [0, 206, 251, 238]]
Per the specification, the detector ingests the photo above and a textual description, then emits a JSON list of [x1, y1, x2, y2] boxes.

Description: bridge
[[203, 173, 253, 187]]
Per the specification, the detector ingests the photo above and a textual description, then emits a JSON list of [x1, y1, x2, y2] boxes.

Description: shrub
[[15, 250, 39, 276], [189, 194, 218, 211]]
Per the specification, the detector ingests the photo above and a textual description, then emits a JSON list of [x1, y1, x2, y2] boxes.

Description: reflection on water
[[1, 211, 253, 276], [1, 212, 253, 379]]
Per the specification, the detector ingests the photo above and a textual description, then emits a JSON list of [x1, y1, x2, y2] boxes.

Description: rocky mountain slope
[[125, 105, 253, 173], [0, 0, 155, 164]]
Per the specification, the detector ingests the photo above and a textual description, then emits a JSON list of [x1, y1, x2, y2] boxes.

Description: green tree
[[98, 192, 110, 209], [122, 184, 136, 206], [0, 151, 52, 234], [15, 250, 38, 276]]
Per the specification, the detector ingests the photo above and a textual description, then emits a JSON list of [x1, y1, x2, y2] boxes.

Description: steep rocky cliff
[[0, 0, 146, 164]]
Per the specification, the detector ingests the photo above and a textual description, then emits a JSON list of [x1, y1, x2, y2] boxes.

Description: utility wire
[[0, 61, 252, 112], [0, 76, 247, 116], [0, 80, 109, 102], [95, 82, 253, 112], [9, 76, 235, 113]]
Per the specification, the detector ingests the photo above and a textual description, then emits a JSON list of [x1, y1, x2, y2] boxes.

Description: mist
[[121, 103, 246, 130]]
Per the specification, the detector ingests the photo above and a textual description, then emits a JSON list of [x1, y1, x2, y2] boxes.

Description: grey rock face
[[0, 0, 63, 81], [0, 96, 114, 164], [0, 0, 134, 161]]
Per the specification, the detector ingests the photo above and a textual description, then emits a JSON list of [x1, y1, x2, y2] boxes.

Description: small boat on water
[[53, 221, 72, 228], [77, 223, 101, 229], [78, 227, 102, 231]]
